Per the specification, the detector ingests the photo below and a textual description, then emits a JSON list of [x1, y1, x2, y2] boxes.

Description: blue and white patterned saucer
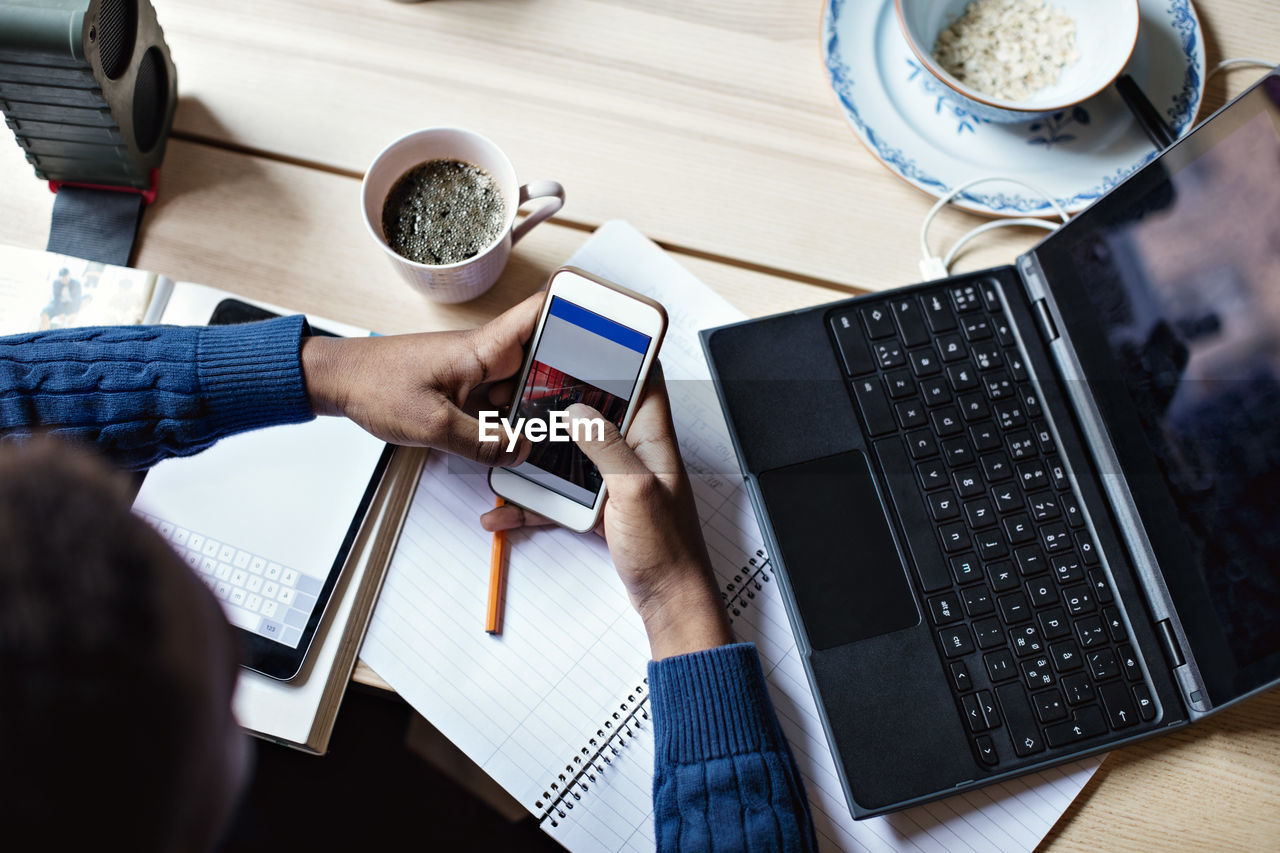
[[821, 0, 1206, 216]]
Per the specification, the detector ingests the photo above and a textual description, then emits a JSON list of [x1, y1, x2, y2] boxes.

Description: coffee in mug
[[380, 159, 507, 265], [361, 127, 564, 303]]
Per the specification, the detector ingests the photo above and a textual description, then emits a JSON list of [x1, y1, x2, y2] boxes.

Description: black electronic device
[[187, 299, 393, 681], [702, 70, 1280, 817], [0, 0, 177, 190]]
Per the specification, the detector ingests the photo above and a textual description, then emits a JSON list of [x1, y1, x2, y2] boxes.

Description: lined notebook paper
[[361, 221, 1101, 852]]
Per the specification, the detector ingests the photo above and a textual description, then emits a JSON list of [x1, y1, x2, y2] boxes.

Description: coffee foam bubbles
[[381, 159, 507, 266]]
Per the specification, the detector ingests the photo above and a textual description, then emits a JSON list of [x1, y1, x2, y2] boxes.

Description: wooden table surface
[[2, 0, 1278, 849]]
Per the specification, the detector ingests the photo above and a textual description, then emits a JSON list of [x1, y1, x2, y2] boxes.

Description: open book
[[0, 245, 171, 332], [0, 242, 418, 754], [361, 222, 1103, 852]]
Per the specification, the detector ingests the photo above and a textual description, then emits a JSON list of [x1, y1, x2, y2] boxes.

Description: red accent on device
[[48, 168, 159, 206]]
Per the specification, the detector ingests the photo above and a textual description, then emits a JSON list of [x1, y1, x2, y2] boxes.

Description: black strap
[[45, 186, 146, 267]]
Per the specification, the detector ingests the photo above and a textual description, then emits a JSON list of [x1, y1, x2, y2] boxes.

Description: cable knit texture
[[0, 317, 315, 469], [650, 643, 817, 852]]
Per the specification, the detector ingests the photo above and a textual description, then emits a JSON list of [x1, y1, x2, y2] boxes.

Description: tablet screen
[[134, 298, 391, 679]]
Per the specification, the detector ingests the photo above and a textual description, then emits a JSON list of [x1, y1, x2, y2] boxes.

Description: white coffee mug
[[361, 128, 564, 303]]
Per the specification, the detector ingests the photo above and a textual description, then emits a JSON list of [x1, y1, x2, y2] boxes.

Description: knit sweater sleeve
[[0, 317, 316, 469], [649, 642, 817, 852]]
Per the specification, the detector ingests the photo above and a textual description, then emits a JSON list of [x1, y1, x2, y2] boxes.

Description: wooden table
[[2, 0, 1278, 848]]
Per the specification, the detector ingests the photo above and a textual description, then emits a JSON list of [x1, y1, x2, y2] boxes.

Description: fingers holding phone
[[301, 290, 543, 466], [565, 379, 732, 660], [468, 291, 545, 385], [488, 267, 668, 533], [484, 367, 732, 660]]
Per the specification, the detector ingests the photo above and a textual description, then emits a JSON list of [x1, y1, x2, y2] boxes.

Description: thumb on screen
[[566, 404, 648, 478]]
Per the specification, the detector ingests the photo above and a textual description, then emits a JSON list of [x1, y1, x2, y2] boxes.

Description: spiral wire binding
[[535, 548, 777, 827], [723, 548, 773, 625], [537, 682, 651, 827]]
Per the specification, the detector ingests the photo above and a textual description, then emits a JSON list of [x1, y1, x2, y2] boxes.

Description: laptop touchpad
[[758, 451, 917, 650]]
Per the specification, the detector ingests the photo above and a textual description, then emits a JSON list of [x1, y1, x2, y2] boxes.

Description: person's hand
[[481, 368, 733, 660], [300, 292, 541, 467]]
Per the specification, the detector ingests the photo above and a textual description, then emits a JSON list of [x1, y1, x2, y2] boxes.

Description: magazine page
[[0, 244, 158, 334]]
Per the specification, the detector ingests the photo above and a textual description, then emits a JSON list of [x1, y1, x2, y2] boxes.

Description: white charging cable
[[918, 176, 1069, 280], [1194, 59, 1277, 125], [917, 62, 1277, 281], [1207, 58, 1276, 83]]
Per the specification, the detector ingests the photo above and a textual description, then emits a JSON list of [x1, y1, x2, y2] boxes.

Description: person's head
[[57, 267, 69, 279], [0, 439, 250, 851]]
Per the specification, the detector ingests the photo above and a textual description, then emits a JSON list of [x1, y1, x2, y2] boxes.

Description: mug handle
[[511, 180, 565, 245]]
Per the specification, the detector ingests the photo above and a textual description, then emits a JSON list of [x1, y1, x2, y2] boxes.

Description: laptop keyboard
[[829, 278, 1156, 768]]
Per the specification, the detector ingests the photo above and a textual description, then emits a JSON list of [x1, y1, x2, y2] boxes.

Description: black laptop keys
[[829, 278, 1154, 770]]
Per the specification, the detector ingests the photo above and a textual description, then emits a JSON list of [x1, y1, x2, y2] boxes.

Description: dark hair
[[0, 440, 207, 849], [57, 267, 69, 276]]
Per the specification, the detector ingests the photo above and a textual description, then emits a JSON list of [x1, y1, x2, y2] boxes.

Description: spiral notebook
[[360, 221, 1101, 852]]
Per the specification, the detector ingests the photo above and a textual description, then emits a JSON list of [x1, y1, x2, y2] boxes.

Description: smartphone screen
[[506, 296, 653, 506]]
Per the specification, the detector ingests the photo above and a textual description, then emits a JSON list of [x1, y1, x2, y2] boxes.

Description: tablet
[[134, 299, 392, 680]]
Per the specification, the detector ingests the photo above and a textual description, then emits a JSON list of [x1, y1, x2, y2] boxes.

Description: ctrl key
[[938, 625, 975, 657]]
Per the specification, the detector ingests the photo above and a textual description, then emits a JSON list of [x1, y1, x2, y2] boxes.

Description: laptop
[[701, 69, 1280, 818]]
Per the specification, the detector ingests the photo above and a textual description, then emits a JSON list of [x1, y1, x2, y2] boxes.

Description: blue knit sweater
[[0, 317, 313, 469], [0, 319, 816, 851], [651, 644, 817, 851]]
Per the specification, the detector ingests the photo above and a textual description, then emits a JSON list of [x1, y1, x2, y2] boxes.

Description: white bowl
[[895, 0, 1140, 122]]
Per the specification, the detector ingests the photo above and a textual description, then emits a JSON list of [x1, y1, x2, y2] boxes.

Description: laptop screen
[[1038, 73, 1280, 704]]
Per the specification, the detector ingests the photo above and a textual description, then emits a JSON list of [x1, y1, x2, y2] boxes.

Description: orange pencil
[[486, 497, 508, 634]]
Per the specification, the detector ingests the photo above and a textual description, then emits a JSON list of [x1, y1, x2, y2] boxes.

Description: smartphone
[[488, 267, 667, 532]]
